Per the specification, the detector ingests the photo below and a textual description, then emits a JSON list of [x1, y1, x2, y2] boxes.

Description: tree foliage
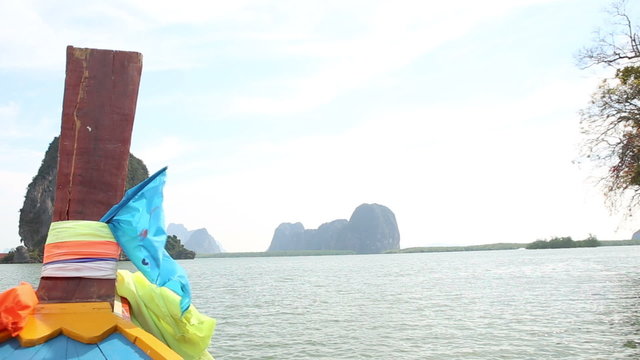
[[165, 235, 196, 259], [579, 0, 640, 211], [17, 136, 150, 261], [526, 236, 600, 250], [126, 153, 149, 191], [577, 0, 640, 69]]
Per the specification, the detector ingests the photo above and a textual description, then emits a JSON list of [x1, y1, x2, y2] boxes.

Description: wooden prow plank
[[54, 46, 142, 221], [37, 46, 143, 303]]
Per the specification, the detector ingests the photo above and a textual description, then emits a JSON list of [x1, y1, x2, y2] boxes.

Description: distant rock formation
[[18, 136, 149, 259], [13, 246, 32, 263], [167, 223, 193, 243], [167, 223, 222, 254], [185, 229, 221, 254], [632, 230, 640, 241], [268, 203, 400, 254]]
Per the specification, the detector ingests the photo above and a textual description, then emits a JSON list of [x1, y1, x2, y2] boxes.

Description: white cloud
[[225, 0, 569, 116], [125, 0, 251, 25], [160, 67, 636, 251], [1, 0, 633, 252]]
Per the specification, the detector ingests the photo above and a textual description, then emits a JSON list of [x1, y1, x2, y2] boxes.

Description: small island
[[525, 236, 600, 250], [165, 235, 196, 259]]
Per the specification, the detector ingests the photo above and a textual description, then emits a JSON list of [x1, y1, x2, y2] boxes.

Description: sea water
[[1, 246, 639, 359]]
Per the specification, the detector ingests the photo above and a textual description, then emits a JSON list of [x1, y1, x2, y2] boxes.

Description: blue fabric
[[100, 167, 192, 313]]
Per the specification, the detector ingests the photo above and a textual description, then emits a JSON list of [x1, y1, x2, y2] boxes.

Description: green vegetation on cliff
[[126, 153, 149, 190], [165, 235, 195, 259], [16, 136, 149, 263]]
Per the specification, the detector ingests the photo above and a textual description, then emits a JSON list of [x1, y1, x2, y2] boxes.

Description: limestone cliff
[[167, 223, 223, 254], [18, 137, 59, 258], [268, 203, 400, 254], [185, 228, 221, 254], [18, 136, 149, 257]]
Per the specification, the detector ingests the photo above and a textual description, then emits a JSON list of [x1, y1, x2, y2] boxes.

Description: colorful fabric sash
[[41, 221, 120, 279], [101, 167, 192, 313], [116, 270, 215, 359]]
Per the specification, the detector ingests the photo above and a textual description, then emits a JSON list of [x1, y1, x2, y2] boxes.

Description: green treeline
[[526, 236, 600, 250], [197, 250, 357, 258], [2, 234, 195, 264], [386, 243, 525, 254], [599, 239, 640, 246]]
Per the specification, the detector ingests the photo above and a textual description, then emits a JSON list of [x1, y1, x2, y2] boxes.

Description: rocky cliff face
[[18, 137, 59, 257], [270, 222, 306, 250], [18, 136, 149, 257], [185, 228, 221, 254], [268, 203, 400, 254], [167, 223, 223, 254], [167, 223, 193, 242]]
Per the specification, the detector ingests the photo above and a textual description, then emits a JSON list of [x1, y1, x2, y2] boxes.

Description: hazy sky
[[1, 0, 638, 252]]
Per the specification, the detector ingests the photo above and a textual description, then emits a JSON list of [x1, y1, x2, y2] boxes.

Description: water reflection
[[1, 247, 640, 359], [0, 263, 41, 290], [619, 276, 640, 353]]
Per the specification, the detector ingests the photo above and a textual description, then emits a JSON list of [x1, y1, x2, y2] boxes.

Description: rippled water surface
[[2, 246, 640, 359]]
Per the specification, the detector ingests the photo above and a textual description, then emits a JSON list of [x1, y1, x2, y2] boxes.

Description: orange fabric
[[43, 241, 121, 264], [0, 282, 38, 337], [121, 297, 131, 321]]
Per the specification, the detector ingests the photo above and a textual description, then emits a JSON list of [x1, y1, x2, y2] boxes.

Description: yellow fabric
[[116, 270, 215, 360], [46, 220, 116, 244]]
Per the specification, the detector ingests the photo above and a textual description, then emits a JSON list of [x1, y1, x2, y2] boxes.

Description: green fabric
[[46, 221, 116, 244], [116, 270, 215, 360]]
